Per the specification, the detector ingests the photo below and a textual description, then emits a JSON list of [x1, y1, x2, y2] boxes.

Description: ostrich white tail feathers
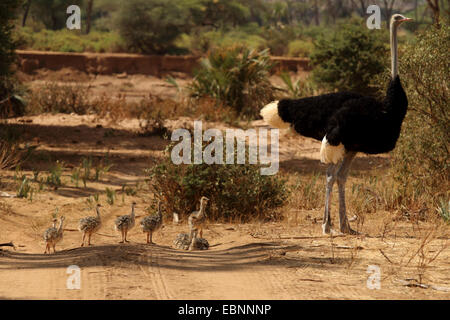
[[260, 101, 290, 129], [320, 136, 345, 164]]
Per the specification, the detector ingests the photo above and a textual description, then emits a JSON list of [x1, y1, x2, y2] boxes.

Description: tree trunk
[[414, 0, 419, 21], [86, 0, 94, 34], [383, 0, 396, 29], [314, 0, 320, 25], [22, 0, 32, 27], [426, 0, 440, 26]]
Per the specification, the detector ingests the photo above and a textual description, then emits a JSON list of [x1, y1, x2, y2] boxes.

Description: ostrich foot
[[322, 223, 338, 235], [322, 227, 341, 236], [119, 240, 124, 244], [340, 226, 360, 235]]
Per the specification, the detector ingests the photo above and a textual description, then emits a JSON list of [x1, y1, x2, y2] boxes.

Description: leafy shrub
[[189, 46, 276, 119], [179, 29, 266, 54], [14, 28, 124, 53], [262, 26, 298, 56], [279, 72, 315, 99], [106, 187, 116, 205], [287, 39, 313, 57], [311, 17, 388, 96], [0, 0, 21, 115], [117, 0, 194, 54], [147, 141, 289, 222], [27, 82, 95, 115], [46, 161, 63, 189], [28, 0, 81, 30], [390, 22, 449, 213], [17, 175, 32, 199]]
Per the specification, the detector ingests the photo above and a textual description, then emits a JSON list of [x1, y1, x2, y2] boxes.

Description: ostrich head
[[200, 196, 209, 215], [391, 14, 413, 27], [200, 196, 209, 205]]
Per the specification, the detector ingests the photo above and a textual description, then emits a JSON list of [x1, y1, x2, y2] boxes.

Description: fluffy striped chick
[[115, 202, 136, 243], [78, 203, 102, 247], [44, 216, 65, 254], [140, 200, 163, 244]]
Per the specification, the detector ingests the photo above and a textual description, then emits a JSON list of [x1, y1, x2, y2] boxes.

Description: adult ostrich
[[260, 14, 412, 235]]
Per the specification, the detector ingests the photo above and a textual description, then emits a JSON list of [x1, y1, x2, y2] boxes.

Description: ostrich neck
[[158, 203, 162, 217], [131, 206, 135, 219], [96, 207, 101, 219], [390, 22, 399, 79], [198, 202, 205, 217], [58, 219, 64, 232]]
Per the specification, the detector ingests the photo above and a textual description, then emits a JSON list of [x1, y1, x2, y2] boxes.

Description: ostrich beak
[[400, 17, 413, 22]]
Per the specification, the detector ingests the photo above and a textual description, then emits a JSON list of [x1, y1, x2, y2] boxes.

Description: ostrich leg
[[336, 151, 358, 234], [323, 164, 338, 234], [189, 229, 198, 251]]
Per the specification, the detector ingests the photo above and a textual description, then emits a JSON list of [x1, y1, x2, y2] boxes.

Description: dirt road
[[1, 208, 449, 299]]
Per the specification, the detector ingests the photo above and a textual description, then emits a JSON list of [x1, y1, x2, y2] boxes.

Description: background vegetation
[[1, 0, 449, 223], [13, 0, 447, 55], [390, 22, 449, 213]]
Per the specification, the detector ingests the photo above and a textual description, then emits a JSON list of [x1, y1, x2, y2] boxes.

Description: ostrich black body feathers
[[277, 76, 408, 154]]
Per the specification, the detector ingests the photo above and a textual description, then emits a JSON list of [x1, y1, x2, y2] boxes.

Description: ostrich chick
[[78, 203, 102, 247], [44, 216, 65, 254], [140, 200, 163, 244], [115, 202, 136, 243], [188, 196, 209, 250]]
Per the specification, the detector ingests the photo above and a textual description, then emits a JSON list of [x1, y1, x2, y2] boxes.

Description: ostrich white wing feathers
[[320, 136, 345, 164], [260, 101, 290, 129]]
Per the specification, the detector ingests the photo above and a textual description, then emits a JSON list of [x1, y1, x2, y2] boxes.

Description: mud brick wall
[[17, 50, 311, 75]]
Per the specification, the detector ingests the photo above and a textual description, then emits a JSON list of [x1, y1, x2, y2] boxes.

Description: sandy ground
[[0, 70, 449, 300]]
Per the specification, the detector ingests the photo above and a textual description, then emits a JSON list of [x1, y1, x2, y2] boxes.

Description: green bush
[[311, 17, 388, 96], [14, 27, 124, 53], [147, 142, 289, 222], [117, 0, 194, 54], [0, 0, 20, 108], [279, 72, 315, 99], [390, 22, 449, 211], [262, 26, 298, 56], [27, 82, 94, 115], [178, 28, 266, 54], [189, 46, 276, 119], [287, 39, 313, 57]]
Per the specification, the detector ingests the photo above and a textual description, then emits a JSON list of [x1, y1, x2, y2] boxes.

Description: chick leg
[[81, 233, 86, 247], [119, 229, 124, 243]]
